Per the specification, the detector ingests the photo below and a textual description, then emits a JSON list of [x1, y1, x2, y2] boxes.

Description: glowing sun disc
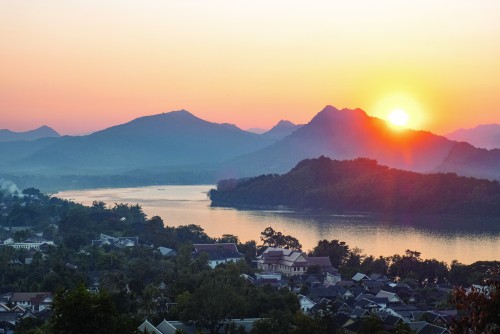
[[388, 109, 409, 127]]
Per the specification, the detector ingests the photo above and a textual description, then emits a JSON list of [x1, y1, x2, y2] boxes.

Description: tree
[[361, 255, 388, 275], [290, 312, 327, 334], [176, 264, 248, 333], [310, 239, 350, 268], [359, 315, 385, 334], [260, 227, 302, 251], [388, 249, 422, 282], [217, 234, 239, 244], [238, 240, 257, 265], [49, 285, 126, 334], [450, 280, 500, 333], [14, 316, 46, 334], [138, 284, 161, 315]]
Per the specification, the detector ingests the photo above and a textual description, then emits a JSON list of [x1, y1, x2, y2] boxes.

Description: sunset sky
[[1, 1, 499, 135]]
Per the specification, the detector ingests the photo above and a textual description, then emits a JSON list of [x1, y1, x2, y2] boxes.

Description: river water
[[55, 185, 500, 264]]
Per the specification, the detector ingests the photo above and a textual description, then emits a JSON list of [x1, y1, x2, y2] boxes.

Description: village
[[0, 188, 498, 334]]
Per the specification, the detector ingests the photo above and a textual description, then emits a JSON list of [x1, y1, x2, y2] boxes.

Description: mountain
[[0, 110, 274, 175], [260, 120, 303, 141], [0, 126, 60, 142], [434, 142, 500, 180], [446, 124, 500, 149], [209, 156, 500, 216], [3, 106, 500, 191], [225, 105, 456, 176]]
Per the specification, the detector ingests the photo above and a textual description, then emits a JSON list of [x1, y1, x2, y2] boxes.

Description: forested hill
[[209, 156, 500, 216]]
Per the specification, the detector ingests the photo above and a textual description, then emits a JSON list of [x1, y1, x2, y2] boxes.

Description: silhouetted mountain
[[1, 110, 273, 174], [446, 124, 500, 149], [226, 105, 456, 176], [3, 106, 500, 191], [210, 156, 500, 216], [434, 142, 500, 180], [0, 126, 60, 142], [260, 120, 303, 141]]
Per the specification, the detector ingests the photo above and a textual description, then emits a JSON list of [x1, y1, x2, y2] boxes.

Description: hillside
[[2, 106, 500, 191], [447, 124, 500, 149], [224, 106, 500, 182], [0, 110, 273, 173], [0, 126, 60, 142], [225, 105, 456, 176], [434, 142, 500, 180], [260, 120, 303, 141], [209, 156, 500, 216]]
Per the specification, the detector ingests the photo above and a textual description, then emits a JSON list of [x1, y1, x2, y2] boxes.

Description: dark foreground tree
[[450, 280, 500, 333], [49, 285, 133, 334], [175, 264, 248, 333]]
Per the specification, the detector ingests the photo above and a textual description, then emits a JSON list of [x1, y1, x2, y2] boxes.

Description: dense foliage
[[209, 156, 500, 216], [1, 185, 499, 333]]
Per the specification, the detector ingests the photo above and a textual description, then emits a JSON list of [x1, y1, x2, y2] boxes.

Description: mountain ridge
[[260, 119, 303, 141], [209, 156, 500, 216], [446, 123, 500, 149], [223, 105, 457, 177], [0, 126, 60, 142], [1, 106, 500, 191]]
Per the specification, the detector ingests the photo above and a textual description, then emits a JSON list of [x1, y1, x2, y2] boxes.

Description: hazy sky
[[1, 1, 499, 135]]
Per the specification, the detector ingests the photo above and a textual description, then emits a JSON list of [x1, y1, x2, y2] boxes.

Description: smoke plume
[[0, 178, 21, 195]]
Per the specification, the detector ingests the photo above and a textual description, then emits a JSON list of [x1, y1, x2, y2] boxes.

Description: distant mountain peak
[[168, 109, 193, 116], [159, 109, 199, 120], [261, 119, 303, 141], [127, 110, 202, 126], [446, 123, 500, 150], [309, 105, 367, 126], [0, 125, 60, 142], [275, 120, 296, 128], [319, 105, 340, 113]]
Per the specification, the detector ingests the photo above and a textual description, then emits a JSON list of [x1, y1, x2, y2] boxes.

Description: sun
[[388, 109, 409, 127]]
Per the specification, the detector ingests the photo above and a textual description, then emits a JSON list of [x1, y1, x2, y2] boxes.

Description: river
[[55, 185, 500, 264]]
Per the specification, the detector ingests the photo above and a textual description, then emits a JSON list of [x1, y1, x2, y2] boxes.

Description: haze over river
[[55, 185, 500, 264]]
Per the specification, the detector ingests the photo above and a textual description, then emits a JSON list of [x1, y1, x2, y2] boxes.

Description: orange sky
[[1, 1, 499, 135]]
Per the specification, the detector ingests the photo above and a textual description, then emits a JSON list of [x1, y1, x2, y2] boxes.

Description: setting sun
[[388, 109, 409, 127]]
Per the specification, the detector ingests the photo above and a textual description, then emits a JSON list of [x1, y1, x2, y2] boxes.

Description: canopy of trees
[[209, 156, 500, 216]]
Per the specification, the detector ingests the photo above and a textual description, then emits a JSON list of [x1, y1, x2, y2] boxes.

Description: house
[[9, 292, 52, 312], [307, 257, 338, 274], [386, 304, 420, 321], [352, 272, 370, 282], [343, 320, 364, 334], [417, 311, 453, 327], [298, 294, 316, 313], [369, 273, 389, 282], [309, 285, 353, 301], [382, 314, 403, 327], [408, 322, 449, 334], [91, 233, 138, 248], [137, 319, 163, 334], [257, 247, 335, 276], [253, 273, 284, 288], [157, 246, 177, 257], [354, 298, 383, 312], [350, 307, 369, 318], [138, 318, 263, 334], [375, 290, 404, 304], [325, 271, 342, 284], [193, 243, 244, 268], [1, 241, 54, 251]]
